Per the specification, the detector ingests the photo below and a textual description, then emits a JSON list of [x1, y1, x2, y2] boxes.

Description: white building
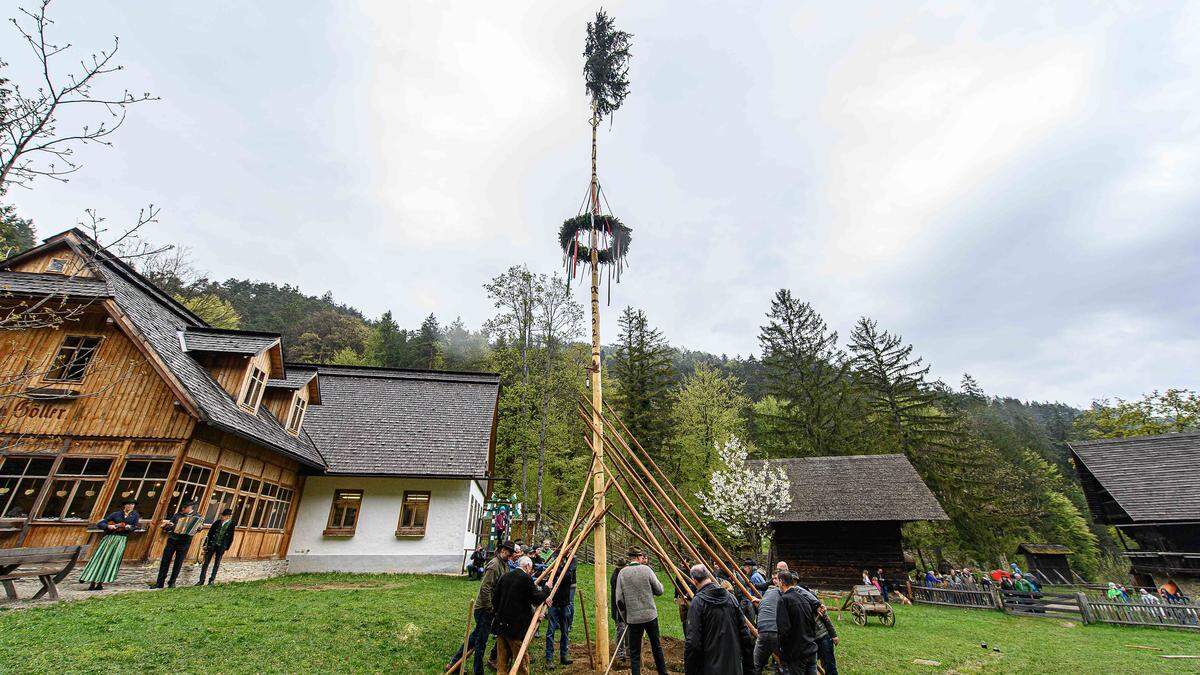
[[286, 366, 497, 574]]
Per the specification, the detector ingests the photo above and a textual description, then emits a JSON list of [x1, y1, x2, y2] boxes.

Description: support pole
[[578, 588, 595, 671], [599, 399, 762, 598], [587, 109, 610, 672], [458, 600, 474, 675]]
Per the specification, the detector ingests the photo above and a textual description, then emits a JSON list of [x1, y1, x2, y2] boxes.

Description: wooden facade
[[769, 521, 908, 589], [0, 248, 307, 564], [1016, 543, 1074, 583]]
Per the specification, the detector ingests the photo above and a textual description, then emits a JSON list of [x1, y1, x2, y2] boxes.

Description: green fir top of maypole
[[584, 9, 633, 119]]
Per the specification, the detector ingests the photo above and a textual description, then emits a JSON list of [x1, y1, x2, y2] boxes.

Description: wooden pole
[[458, 600, 474, 675], [587, 109, 610, 673], [598, 399, 762, 598], [581, 402, 760, 603], [578, 587, 595, 671], [509, 502, 611, 675]]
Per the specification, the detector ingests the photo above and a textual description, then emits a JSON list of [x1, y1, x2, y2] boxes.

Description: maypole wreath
[[558, 214, 631, 278]]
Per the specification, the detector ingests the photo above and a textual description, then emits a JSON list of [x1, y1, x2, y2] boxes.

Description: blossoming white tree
[[697, 436, 792, 552]]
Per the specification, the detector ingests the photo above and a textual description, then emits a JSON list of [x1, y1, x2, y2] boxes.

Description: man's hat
[[184, 498, 199, 507], [498, 540, 516, 553], [220, 508, 234, 516], [121, 498, 137, 506], [627, 549, 644, 558], [742, 558, 756, 567]]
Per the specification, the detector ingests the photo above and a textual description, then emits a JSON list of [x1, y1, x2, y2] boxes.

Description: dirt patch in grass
[[560, 637, 685, 673]]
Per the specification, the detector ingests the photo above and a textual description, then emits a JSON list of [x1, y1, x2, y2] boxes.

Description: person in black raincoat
[[684, 564, 754, 675]]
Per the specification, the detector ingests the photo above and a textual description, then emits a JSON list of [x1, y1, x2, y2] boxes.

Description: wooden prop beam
[[579, 402, 760, 603], [583, 434, 695, 601], [578, 588, 595, 671], [509, 501, 612, 675], [457, 600, 474, 674], [595, 398, 762, 599]]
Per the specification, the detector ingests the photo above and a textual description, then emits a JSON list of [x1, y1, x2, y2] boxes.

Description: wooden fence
[[1084, 599, 1200, 630], [1000, 590, 1086, 620], [909, 585, 1001, 610]]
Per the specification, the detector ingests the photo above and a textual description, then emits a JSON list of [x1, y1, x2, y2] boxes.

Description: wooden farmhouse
[[1069, 432, 1200, 594], [753, 454, 947, 589], [0, 229, 498, 574], [1016, 543, 1074, 583]]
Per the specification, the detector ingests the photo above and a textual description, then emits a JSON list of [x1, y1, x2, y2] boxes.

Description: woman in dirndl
[[79, 499, 140, 591]]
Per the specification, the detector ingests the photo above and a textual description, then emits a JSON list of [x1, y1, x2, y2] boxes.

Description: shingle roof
[[1069, 431, 1200, 522], [181, 326, 279, 355], [268, 364, 319, 390], [1018, 543, 1072, 556], [748, 454, 947, 523], [303, 365, 499, 477], [3, 231, 327, 469], [0, 271, 111, 297]]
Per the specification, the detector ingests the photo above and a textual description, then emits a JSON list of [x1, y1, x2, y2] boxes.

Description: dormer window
[[286, 396, 308, 434], [45, 336, 102, 383], [45, 257, 68, 274], [240, 366, 267, 411]]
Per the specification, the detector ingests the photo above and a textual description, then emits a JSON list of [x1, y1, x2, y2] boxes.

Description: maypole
[[560, 10, 632, 671]]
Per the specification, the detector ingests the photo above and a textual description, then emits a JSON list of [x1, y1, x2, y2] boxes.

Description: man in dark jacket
[[776, 573, 820, 675], [544, 558, 576, 668], [491, 555, 550, 675], [196, 508, 235, 585], [684, 564, 754, 675], [610, 559, 629, 660], [449, 540, 514, 675], [153, 499, 204, 589]]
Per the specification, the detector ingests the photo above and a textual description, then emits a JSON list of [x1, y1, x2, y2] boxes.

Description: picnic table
[[0, 545, 83, 601]]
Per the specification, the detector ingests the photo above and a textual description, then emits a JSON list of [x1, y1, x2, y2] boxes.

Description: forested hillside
[[131, 244, 1199, 578]]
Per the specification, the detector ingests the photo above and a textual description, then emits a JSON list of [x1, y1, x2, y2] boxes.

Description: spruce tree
[[757, 290, 854, 455], [609, 306, 676, 464], [368, 311, 407, 368], [411, 313, 443, 369], [847, 317, 958, 454]]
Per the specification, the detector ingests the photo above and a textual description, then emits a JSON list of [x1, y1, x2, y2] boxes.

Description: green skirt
[[79, 534, 128, 583]]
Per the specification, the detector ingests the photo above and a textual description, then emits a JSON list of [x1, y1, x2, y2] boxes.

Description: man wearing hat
[[153, 498, 204, 589], [448, 540, 515, 675], [615, 549, 667, 675], [197, 507, 236, 586]]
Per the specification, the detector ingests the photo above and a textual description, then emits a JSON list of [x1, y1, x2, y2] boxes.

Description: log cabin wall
[[199, 350, 270, 403], [7, 247, 97, 277], [769, 521, 908, 590], [0, 307, 302, 563]]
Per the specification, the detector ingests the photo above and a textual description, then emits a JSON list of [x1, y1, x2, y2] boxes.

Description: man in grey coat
[[615, 549, 667, 675]]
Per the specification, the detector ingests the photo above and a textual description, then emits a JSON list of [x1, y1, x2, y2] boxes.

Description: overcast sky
[[4, 2, 1198, 407]]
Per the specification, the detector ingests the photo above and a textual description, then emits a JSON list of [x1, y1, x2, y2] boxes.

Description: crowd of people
[[452, 543, 840, 675], [76, 498, 237, 591]]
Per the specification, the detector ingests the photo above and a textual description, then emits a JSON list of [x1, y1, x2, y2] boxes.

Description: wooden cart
[[841, 584, 896, 627]]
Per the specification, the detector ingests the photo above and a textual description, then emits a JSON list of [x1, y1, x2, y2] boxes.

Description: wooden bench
[[0, 545, 84, 601]]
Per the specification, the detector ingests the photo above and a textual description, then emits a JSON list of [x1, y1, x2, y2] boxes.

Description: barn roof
[[302, 365, 499, 477], [1018, 543, 1072, 556], [1068, 431, 1200, 523], [749, 454, 947, 523]]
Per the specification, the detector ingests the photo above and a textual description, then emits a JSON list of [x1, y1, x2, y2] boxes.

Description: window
[[45, 257, 68, 273], [324, 489, 362, 536], [268, 486, 294, 530], [203, 470, 239, 524], [396, 491, 430, 537], [0, 456, 53, 519], [240, 366, 267, 410], [36, 457, 113, 521], [236, 476, 261, 527], [103, 459, 172, 518], [45, 336, 102, 383], [166, 463, 212, 516], [286, 396, 307, 434]]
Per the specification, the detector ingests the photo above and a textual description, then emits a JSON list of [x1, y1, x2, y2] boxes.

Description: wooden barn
[[753, 454, 947, 589], [1069, 432, 1200, 595], [0, 229, 499, 575], [1016, 543, 1074, 583]]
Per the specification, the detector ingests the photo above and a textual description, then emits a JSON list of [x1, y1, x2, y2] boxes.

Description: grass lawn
[[1, 566, 1197, 674]]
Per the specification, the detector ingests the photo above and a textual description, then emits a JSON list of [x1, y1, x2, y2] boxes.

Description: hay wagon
[[842, 584, 896, 626]]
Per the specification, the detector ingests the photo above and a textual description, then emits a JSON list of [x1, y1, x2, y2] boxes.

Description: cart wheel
[[880, 607, 895, 627], [852, 606, 867, 626]]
